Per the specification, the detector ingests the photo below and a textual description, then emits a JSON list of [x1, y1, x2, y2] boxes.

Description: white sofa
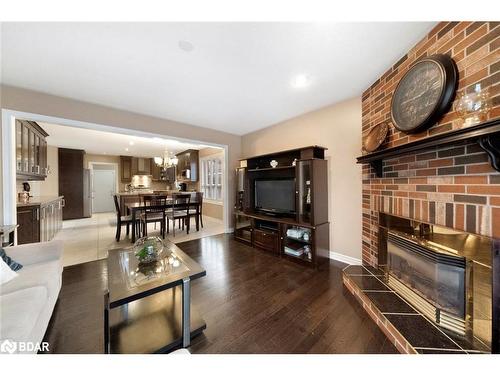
[[0, 240, 63, 354]]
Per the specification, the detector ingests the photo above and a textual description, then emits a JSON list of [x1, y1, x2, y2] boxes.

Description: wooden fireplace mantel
[[357, 118, 500, 178]]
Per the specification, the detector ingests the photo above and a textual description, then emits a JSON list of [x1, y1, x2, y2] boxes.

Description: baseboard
[[329, 251, 362, 265]]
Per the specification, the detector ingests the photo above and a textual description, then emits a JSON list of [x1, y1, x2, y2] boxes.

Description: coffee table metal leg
[[181, 277, 191, 347], [104, 291, 110, 354]]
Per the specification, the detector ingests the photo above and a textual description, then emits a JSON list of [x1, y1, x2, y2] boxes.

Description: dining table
[[125, 198, 201, 243]]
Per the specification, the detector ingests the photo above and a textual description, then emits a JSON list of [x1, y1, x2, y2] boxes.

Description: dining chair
[[113, 195, 133, 242], [186, 192, 203, 229], [165, 194, 192, 237], [139, 195, 167, 238], [195, 192, 204, 228]]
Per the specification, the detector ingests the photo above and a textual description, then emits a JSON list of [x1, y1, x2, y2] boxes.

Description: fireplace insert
[[387, 231, 466, 334]]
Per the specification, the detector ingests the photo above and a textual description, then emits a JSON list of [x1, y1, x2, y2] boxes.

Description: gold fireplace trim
[[379, 213, 493, 350]]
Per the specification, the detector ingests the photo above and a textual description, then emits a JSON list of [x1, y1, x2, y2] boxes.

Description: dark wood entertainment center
[[234, 146, 329, 268]]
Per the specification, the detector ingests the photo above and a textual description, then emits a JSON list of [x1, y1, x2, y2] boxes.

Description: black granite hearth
[[343, 265, 490, 354]]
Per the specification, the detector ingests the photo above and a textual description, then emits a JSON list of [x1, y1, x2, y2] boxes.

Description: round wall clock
[[390, 54, 458, 134]]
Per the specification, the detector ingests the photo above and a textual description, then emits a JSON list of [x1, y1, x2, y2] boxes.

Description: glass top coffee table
[[104, 240, 206, 353]]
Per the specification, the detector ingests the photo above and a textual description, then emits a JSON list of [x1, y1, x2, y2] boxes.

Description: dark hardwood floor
[[43, 234, 398, 354]]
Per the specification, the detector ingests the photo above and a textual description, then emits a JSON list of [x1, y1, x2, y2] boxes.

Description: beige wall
[[1, 85, 241, 229], [242, 97, 363, 261], [83, 153, 120, 170], [203, 202, 223, 220]]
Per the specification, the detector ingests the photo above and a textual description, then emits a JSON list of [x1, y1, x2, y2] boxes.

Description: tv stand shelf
[[235, 211, 315, 229], [247, 166, 295, 172], [234, 146, 330, 268]]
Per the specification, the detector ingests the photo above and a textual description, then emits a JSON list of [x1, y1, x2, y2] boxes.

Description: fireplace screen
[[387, 232, 466, 332]]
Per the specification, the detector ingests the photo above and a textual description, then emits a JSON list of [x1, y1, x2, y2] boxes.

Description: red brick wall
[[361, 22, 500, 266]]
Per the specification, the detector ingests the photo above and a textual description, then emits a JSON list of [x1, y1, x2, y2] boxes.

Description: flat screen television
[[254, 178, 296, 215]]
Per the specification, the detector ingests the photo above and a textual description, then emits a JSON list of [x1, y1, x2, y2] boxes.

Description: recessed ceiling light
[[129, 141, 134, 146], [125, 148, 129, 152], [178, 40, 194, 52], [291, 74, 311, 89]]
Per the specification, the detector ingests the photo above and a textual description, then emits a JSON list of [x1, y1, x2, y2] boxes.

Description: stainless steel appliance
[[181, 169, 191, 180], [83, 168, 92, 218]]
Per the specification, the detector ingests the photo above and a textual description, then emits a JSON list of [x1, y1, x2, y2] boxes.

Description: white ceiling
[[38, 122, 219, 158], [1, 22, 436, 135]]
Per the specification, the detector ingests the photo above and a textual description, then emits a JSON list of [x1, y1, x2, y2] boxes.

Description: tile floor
[[55, 212, 225, 266]]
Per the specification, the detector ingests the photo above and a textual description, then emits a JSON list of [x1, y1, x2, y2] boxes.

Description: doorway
[[92, 166, 116, 213]]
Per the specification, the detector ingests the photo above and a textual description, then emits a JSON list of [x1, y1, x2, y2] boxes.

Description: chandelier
[[154, 151, 178, 169]]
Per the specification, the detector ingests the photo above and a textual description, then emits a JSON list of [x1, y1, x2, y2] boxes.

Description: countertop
[[0, 224, 18, 234], [117, 190, 199, 195], [17, 195, 64, 208]]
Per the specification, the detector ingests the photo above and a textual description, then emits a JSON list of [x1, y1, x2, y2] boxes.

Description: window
[[200, 154, 223, 202]]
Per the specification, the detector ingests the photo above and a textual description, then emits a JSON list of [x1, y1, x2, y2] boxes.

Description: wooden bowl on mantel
[[363, 122, 390, 153]]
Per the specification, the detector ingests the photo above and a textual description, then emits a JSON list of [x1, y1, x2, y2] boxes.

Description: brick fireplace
[[346, 21, 500, 354], [361, 21, 499, 266]]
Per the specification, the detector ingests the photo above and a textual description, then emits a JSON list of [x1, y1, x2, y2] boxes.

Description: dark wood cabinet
[[151, 159, 162, 181], [17, 197, 64, 245], [296, 159, 328, 226], [15, 120, 49, 181], [235, 146, 329, 268], [59, 148, 85, 220], [235, 167, 249, 212], [165, 166, 176, 183], [131, 157, 150, 175], [234, 212, 252, 244], [176, 149, 199, 182], [121, 156, 132, 182], [253, 227, 280, 254], [121, 156, 154, 182], [17, 205, 40, 245]]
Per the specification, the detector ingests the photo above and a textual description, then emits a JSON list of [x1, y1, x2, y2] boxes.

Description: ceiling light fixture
[[155, 151, 178, 169], [125, 148, 129, 152], [178, 40, 194, 52], [291, 74, 311, 89], [129, 141, 135, 146]]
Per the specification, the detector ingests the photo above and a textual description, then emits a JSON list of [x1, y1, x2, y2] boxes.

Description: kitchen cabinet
[[121, 157, 152, 182], [165, 166, 176, 182], [176, 149, 199, 182], [17, 197, 64, 245], [40, 198, 64, 242], [121, 156, 132, 182], [151, 159, 162, 181], [131, 157, 151, 175], [17, 205, 40, 245], [15, 120, 49, 181], [152, 161, 176, 183]]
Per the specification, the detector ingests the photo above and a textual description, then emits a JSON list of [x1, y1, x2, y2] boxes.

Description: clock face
[[391, 56, 453, 133]]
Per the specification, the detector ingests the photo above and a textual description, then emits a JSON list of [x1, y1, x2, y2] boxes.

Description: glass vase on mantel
[[454, 83, 492, 127]]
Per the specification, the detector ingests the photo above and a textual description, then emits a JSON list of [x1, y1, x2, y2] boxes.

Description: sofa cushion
[[0, 259, 61, 299], [0, 286, 48, 344], [0, 257, 18, 285], [0, 248, 23, 271]]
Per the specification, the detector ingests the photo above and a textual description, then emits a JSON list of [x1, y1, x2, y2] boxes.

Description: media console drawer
[[253, 229, 279, 254]]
